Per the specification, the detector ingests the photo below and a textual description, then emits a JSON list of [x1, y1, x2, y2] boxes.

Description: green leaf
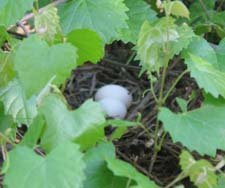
[[180, 150, 217, 188], [14, 36, 77, 98], [20, 115, 45, 148], [0, 102, 15, 140], [4, 141, 85, 188], [164, 1, 190, 19], [182, 37, 225, 98], [182, 37, 218, 67], [0, 79, 37, 126], [83, 142, 128, 188], [106, 119, 140, 140], [40, 94, 105, 152], [159, 102, 225, 156], [185, 53, 225, 98], [215, 175, 225, 188], [0, 51, 15, 88], [0, 0, 34, 27], [137, 17, 194, 73], [216, 38, 225, 72], [58, 0, 128, 43], [119, 0, 157, 43], [0, 26, 10, 46], [176, 97, 188, 112], [34, 5, 61, 41], [67, 29, 104, 65], [106, 158, 158, 188]]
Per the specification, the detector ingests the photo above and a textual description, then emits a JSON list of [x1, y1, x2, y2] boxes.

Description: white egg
[[95, 84, 132, 107], [98, 98, 127, 119]]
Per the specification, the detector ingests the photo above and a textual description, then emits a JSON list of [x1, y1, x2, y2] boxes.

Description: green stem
[[158, 131, 167, 150], [149, 74, 159, 103], [126, 51, 136, 65], [165, 172, 187, 188], [198, 0, 211, 21], [163, 69, 189, 103], [158, 65, 167, 106]]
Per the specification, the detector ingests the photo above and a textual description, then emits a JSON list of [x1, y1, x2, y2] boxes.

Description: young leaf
[[67, 29, 104, 65], [137, 17, 194, 73], [159, 102, 225, 156], [34, 5, 61, 41], [58, 0, 128, 43], [164, 1, 190, 19], [119, 0, 157, 43], [180, 150, 217, 188], [14, 36, 77, 98], [0, 79, 37, 126], [106, 158, 158, 188], [3, 141, 85, 188], [0, 0, 34, 27], [83, 142, 128, 188], [40, 94, 105, 152]]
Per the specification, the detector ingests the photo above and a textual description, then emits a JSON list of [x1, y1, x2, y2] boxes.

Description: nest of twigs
[[63, 41, 202, 186]]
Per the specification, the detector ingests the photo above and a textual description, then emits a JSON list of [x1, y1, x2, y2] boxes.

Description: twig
[[22, 0, 67, 22], [103, 58, 141, 70]]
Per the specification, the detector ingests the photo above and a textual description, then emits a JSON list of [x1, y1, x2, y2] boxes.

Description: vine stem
[[163, 69, 189, 103]]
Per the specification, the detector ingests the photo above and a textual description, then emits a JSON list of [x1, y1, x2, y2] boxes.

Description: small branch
[[22, 0, 66, 21], [8, 0, 67, 32]]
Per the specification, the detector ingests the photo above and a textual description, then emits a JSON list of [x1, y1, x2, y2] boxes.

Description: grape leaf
[[106, 158, 158, 188], [184, 53, 225, 98], [14, 36, 77, 98], [83, 142, 128, 188], [216, 38, 225, 71], [180, 150, 217, 188], [40, 94, 105, 152], [20, 115, 45, 148], [0, 79, 37, 126], [0, 102, 15, 139], [3, 141, 85, 188], [34, 5, 61, 41], [119, 0, 157, 43], [0, 51, 15, 88], [137, 17, 194, 73], [58, 0, 128, 43], [164, 0, 190, 19], [182, 37, 218, 67], [67, 29, 104, 65], [0, 0, 34, 27], [159, 102, 225, 156]]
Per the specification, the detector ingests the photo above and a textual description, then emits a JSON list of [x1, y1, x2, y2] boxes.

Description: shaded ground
[[63, 41, 203, 187]]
